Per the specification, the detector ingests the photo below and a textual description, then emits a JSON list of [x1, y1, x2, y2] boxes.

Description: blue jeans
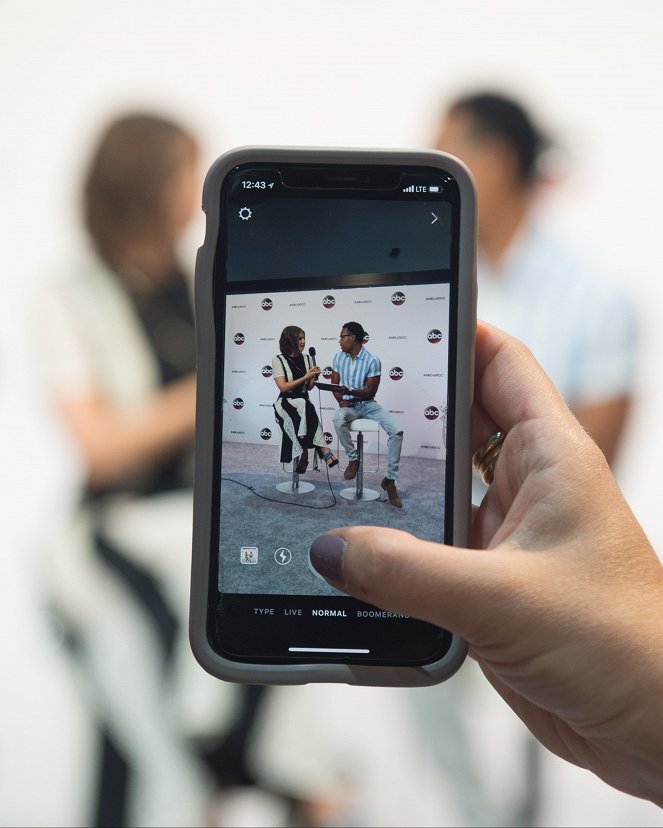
[[332, 401, 403, 481]]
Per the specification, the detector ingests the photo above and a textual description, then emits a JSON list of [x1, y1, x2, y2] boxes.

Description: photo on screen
[[218, 279, 451, 597]]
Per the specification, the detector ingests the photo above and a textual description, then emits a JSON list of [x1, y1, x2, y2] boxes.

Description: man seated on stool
[[331, 321, 404, 507]]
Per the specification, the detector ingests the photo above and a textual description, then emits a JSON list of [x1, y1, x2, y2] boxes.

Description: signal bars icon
[[402, 184, 442, 193]]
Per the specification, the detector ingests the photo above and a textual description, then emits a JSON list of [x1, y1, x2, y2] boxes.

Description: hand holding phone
[[190, 147, 476, 686]]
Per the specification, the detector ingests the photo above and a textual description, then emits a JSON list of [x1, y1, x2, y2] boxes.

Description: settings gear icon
[[238, 206, 252, 221]]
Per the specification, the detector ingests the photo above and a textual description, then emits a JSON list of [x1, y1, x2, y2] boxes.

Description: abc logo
[[324, 431, 334, 445], [424, 406, 440, 421], [234, 332, 245, 345], [427, 329, 443, 344], [232, 398, 244, 409], [389, 367, 404, 380], [261, 365, 273, 378], [322, 366, 333, 378], [261, 297, 273, 311], [322, 295, 336, 309], [260, 427, 272, 440], [391, 291, 406, 306]]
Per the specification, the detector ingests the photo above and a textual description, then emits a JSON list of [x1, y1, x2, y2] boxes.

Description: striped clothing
[[332, 347, 381, 400], [272, 352, 326, 463], [271, 352, 315, 394]]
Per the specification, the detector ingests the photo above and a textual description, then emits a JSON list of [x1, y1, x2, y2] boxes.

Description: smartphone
[[190, 147, 476, 686]]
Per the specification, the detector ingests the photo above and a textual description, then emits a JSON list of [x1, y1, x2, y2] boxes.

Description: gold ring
[[472, 430, 506, 486]]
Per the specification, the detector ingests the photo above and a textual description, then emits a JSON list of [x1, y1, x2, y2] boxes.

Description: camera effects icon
[[241, 547, 258, 565]]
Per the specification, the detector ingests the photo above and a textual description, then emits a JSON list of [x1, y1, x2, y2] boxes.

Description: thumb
[[309, 525, 520, 642]]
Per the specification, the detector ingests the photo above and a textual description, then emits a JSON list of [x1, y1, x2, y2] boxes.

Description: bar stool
[[276, 453, 315, 494], [340, 419, 380, 501]]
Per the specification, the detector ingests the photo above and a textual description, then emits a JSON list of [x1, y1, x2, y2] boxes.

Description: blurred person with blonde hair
[[39, 111, 242, 827], [40, 113, 346, 828], [40, 112, 423, 828]]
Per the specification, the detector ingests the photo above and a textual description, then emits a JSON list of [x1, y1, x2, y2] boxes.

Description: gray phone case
[[190, 147, 476, 686]]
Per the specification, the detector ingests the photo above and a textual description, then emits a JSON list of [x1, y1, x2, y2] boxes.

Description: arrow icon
[[431, 213, 439, 225]]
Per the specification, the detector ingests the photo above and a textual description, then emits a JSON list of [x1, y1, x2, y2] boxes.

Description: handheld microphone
[[308, 345, 320, 387]]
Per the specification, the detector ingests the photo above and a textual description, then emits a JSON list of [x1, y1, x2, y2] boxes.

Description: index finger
[[472, 321, 570, 452]]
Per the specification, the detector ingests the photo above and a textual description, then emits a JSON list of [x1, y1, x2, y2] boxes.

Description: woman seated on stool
[[272, 326, 338, 473]]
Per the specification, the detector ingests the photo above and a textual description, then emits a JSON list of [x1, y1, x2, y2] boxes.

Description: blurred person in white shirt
[[436, 91, 636, 483]]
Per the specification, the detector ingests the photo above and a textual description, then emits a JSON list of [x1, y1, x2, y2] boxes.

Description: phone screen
[[209, 162, 462, 666]]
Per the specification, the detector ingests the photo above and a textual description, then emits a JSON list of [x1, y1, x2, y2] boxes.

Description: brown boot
[[343, 459, 359, 480], [381, 477, 402, 508]]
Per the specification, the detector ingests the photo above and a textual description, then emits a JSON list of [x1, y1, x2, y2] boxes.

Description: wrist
[[580, 567, 663, 805], [624, 627, 663, 805]]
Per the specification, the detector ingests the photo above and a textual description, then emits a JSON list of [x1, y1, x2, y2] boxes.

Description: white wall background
[[2, 1, 663, 825]]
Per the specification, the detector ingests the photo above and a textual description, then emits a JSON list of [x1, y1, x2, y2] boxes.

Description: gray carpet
[[219, 442, 446, 596]]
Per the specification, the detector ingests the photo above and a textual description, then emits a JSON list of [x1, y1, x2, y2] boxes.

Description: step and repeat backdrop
[[222, 282, 450, 460]]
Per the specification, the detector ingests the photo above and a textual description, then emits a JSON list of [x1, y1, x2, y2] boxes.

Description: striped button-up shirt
[[332, 347, 381, 400]]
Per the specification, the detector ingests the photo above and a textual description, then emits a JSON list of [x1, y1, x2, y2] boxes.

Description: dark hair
[[83, 113, 198, 269], [279, 326, 304, 356], [448, 92, 547, 184], [342, 321, 366, 343]]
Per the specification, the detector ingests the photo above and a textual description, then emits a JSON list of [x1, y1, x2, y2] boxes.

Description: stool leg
[[356, 432, 364, 499], [276, 454, 314, 494], [339, 430, 378, 501]]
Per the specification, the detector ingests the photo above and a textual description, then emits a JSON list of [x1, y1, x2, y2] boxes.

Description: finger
[[474, 321, 570, 440], [471, 398, 500, 456], [309, 525, 520, 641]]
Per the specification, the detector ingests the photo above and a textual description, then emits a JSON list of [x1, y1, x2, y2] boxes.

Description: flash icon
[[274, 547, 292, 565]]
